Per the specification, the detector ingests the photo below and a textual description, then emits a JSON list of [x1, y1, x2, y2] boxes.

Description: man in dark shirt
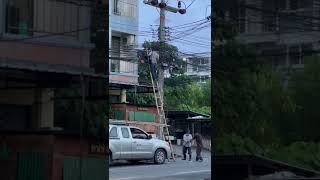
[[193, 133, 203, 162]]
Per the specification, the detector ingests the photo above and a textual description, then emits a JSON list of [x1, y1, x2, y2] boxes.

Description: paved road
[[109, 146, 211, 180]]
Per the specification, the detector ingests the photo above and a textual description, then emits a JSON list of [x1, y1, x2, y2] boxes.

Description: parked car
[[109, 123, 172, 165]]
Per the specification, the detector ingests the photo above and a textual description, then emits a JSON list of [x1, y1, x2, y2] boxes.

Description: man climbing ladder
[[147, 48, 159, 81], [146, 47, 175, 161]]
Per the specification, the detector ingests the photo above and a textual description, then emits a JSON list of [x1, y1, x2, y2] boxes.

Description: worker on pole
[[147, 48, 159, 81]]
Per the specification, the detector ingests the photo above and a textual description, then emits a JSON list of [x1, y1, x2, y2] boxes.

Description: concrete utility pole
[[143, 0, 184, 138]]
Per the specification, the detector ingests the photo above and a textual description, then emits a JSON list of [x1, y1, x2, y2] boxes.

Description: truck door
[[120, 127, 132, 159], [109, 126, 121, 160], [130, 127, 153, 159]]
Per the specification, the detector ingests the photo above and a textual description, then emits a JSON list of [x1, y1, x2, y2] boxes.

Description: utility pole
[[143, 0, 186, 138], [158, 0, 166, 139]]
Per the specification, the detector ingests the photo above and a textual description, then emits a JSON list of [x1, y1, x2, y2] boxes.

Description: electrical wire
[[169, 22, 211, 41], [186, 0, 196, 9], [168, 18, 208, 28]]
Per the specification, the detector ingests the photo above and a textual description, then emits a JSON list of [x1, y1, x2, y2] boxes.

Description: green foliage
[[164, 75, 211, 116], [138, 62, 152, 85], [54, 89, 107, 140], [214, 134, 264, 155], [127, 93, 155, 106], [213, 43, 320, 171], [290, 56, 320, 141]]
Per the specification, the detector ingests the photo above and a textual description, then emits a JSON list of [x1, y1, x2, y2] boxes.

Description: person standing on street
[[146, 48, 159, 81], [193, 133, 203, 162], [182, 129, 193, 161]]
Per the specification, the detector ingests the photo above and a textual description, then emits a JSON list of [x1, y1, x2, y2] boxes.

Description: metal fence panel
[[64, 156, 107, 180], [17, 152, 46, 180]]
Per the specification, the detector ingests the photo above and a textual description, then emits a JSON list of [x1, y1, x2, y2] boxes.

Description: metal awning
[[0, 58, 108, 100], [166, 110, 210, 119], [109, 119, 169, 127], [0, 58, 107, 79]]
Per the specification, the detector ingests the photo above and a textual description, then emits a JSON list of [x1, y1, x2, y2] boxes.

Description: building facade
[[229, 0, 320, 79], [109, 0, 139, 103], [0, 1, 107, 179], [109, 0, 160, 134], [0, 0, 94, 131], [184, 53, 211, 85]]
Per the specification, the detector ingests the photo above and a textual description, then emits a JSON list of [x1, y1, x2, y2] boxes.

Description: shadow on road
[[109, 160, 155, 168]]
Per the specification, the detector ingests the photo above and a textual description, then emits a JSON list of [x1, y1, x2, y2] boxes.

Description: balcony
[[110, 36, 139, 84], [0, 0, 94, 69]]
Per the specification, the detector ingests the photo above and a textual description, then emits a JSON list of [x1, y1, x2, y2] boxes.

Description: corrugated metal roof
[[0, 58, 107, 79]]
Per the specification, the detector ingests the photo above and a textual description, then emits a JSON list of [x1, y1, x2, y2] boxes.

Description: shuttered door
[[17, 152, 46, 180]]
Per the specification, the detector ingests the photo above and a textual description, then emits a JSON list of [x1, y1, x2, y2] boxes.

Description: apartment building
[[109, 0, 160, 134], [109, 0, 139, 102], [184, 53, 211, 84], [0, 0, 107, 179], [228, 0, 320, 76]]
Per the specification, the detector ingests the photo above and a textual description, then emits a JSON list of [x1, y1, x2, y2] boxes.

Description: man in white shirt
[[182, 129, 193, 161], [147, 48, 159, 81]]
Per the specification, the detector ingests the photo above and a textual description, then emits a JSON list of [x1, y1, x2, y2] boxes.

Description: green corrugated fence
[[63, 156, 107, 180], [114, 110, 125, 120], [17, 152, 47, 180], [128, 111, 156, 122]]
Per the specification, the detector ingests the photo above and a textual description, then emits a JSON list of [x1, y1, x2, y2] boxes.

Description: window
[[201, 59, 209, 65], [109, 127, 118, 138], [121, 128, 130, 138], [130, 128, 148, 139], [111, 36, 121, 73], [0, 105, 31, 130], [113, 0, 120, 15], [238, 7, 246, 33], [263, 14, 277, 32], [109, 95, 120, 103], [289, 46, 300, 65], [290, 0, 298, 10], [113, 0, 137, 18], [6, 0, 33, 36]]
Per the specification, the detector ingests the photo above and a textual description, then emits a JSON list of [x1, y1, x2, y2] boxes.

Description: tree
[[142, 41, 183, 98], [213, 41, 295, 145], [290, 56, 320, 141], [163, 75, 211, 116]]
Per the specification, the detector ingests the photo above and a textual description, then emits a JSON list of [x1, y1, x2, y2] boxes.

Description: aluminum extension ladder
[[150, 71, 176, 162]]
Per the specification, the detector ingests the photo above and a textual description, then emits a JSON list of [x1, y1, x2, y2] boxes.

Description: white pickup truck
[[109, 123, 172, 165]]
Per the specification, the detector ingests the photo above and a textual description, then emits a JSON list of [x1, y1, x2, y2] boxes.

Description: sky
[[138, 0, 211, 54]]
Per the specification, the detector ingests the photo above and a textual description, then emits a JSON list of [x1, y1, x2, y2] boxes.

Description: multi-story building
[[109, 0, 139, 103], [227, 0, 320, 80], [184, 53, 211, 84], [0, 1, 107, 179], [109, 0, 160, 134]]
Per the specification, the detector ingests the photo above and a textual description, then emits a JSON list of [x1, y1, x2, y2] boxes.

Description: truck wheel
[[154, 149, 166, 164]]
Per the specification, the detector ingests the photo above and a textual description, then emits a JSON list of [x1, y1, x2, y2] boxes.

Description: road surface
[[109, 146, 211, 180]]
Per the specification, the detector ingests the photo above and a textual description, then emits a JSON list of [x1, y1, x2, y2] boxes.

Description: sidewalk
[[172, 145, 212, 158]]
